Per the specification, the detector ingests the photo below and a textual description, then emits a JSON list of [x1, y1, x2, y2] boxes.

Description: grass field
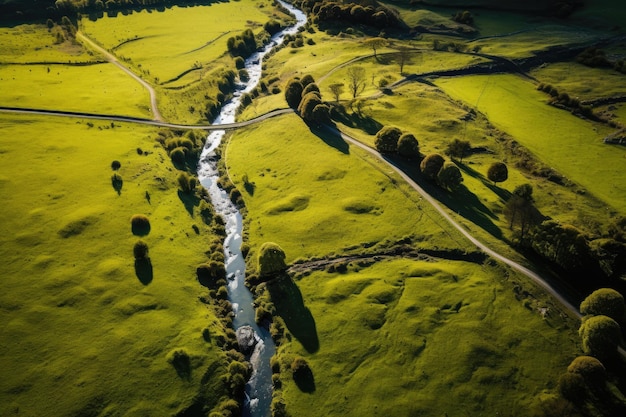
[[436, 74, 625, 214], [0, 114, 228, 416], [226, 113, 471, 263], [276, 258, 580, 417]]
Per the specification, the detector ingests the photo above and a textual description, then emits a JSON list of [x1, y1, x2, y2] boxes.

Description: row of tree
[[299, 0, 403, 29]]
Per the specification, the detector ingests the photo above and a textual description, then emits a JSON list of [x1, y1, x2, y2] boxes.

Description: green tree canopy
[[420, 153, 445, 181], [504, 183, 542, 239], [258, 242, 287, 277], [437, 163, 463, 191], [580, 288, 625, 322], [567, 356, 606, 386], [397, 133, 420, 159], [487, 162, 508, 184], [375, 126, 402, 154], [531, 220, 591, 272], [284, 78, 304, 109], [298, 92, 323, 123], [578, 315, 622, 361], [445, 138, 471, 162]]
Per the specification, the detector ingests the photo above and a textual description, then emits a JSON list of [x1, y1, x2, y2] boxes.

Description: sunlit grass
[[0, 114, 227, 416]]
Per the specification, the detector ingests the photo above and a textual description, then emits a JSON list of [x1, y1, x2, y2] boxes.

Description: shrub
[[420, 153, 445, 180], [580, 288, 625, 322], [567, 356, 606, 386], [177, 172, 197, 193], [558, 372, 586, 402], [170, 147, 186, 165], [397, 133, 420, 159], [302, 82, 320, 96], [487, 162, 508, 184], [196, 261, 226, 288], [111, 173, 123, 194], [133, 240, 149, 260], [291, 356, 310, 375], [130, 214, 150, 236], [578, 315, 622, 360], [234, 56, 245, 69], [111, 160, 121, 170], [375, 126, 402, 154], [257, 242, 287, 277]]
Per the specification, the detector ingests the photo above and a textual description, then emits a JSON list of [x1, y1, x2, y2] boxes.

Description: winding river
[[197, 3, 307, 416]]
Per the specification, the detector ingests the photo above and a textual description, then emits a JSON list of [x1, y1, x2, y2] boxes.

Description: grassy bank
[[0, 114, 228, 416]]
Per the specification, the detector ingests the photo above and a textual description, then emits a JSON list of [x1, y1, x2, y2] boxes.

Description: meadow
[[0, 114, 228, 416]]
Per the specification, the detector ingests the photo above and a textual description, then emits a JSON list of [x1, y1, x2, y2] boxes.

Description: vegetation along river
[[197, 2, 307, 416]]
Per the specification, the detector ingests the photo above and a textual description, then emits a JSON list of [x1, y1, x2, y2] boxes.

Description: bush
[[375, 126, 402, 154], [170, 147, 186, 165], [567, 356, 606, 386], [196, 261, 226, 288], [133, 240, 149, 260], [437, 163, 463, 190], [111, 160, 121, 170], [397, 133, 420, 159], [558, 372, 586, 402], [177, 172, 197, 193], [284, 78, 304, 109], [234, 56, 245, 69], [578, 315, 622, 361], [487, 162, 508, 184], [130, 214, 150, 236], [257, 242, 287, 277], [420, 153, 445, 181], [580, 288, 625, 322]]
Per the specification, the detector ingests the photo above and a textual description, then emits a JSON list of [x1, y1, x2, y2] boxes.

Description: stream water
[[197, 3, 307, 416]]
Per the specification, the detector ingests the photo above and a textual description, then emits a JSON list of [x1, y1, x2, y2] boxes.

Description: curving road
[[76, 31, 163, 122]]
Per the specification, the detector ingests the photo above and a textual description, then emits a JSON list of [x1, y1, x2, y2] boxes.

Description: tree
[[302, 83, 320, 96], [328, 83, 344, 102], [365, 37, 387, 58], [578, 315, 622, 361], [487, 162, 508, 185], [396, 46, 412, 74], [397, 133, 420, 159], [580, 288, 625, 322], [420, 154, 445, 181], [298, 92, 323, 123], [300, 74, 315, 88], [567, 356, 606, 386], [531, 220, 592, 272], [437, 163, 463, 190], [375, 126, 402, 154], [504, 184, 541, 239], [346, 66, 366, 98], [284, 78, 303, 109], [258, 242, 287, 277], [311, 103, 331, 125], [445, 138, 471, 162]]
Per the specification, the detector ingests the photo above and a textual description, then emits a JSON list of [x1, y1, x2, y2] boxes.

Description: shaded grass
[[278, 258, 580, 417], [0, 114, 228, 416], [226, 113, 472, 264], [436, 74, 625, 214]]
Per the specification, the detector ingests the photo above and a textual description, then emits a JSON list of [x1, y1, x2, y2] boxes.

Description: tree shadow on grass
[[330, 105, 383, 135], [387, 155, 504, 239], [268, 275, 319, 353], [457, 162, 512, 202], [178, 190, 200, 216], [308, 123, 350, 155], [293, 365, 316, 393], [135, 258, 153, 285]]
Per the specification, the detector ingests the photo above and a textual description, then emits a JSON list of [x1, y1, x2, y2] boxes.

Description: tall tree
[[365, 37, 387, 58], [346, 66, 366, 98], [396, 46, 412, 74], [284, 78, 304, 109], [328, 83, 344, 102]]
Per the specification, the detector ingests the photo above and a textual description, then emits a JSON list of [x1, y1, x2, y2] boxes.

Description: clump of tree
[[226, 29, 258, 59], [452, 10, 473, 25], [536, 83, 596, 120], [374, 126, 419, 159], [302, 0, 404, 29], [530, 220, 593, 273], [285, 75, 331, 125], [580, 288, 625, 324]]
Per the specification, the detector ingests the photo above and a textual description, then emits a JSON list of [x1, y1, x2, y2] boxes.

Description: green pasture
[[80, 0, 277, 84], [436, 74, 625, 214], [226, 113, 471, 264], [531, 61, 626, 101], [0, 114, 227, 416], [277, 257, 580, 417], [0, 24, 93, 64], [0, 63, 151, 116]]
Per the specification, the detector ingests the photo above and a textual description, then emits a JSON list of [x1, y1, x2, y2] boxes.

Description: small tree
[[580, 288, 625, 323], [396, 46, 412, 74], [437, 163, 463, 191], [258, 242, 287, 277], [445, 139, 471, 162], [365, 37, 387, 58], [578, 315, 622, 361], [375, 126, 402, 154], [397, 133, 420, 159], [567, 356, 606, 386], [284, 78, 304, 109], [420, 154, 445, 181], [487, 162, 508, 185], [346, 66, 366, 99], [328, 83, 344, 102], [504, 184, 540, 239], [133, 240, 149, 260]]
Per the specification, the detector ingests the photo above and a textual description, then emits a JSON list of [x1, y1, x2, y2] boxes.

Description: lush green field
[[227, 113, 471, 263], [0, 114, 227, 416], [436, 74, 625, 214], [0, 62, 151, 116], [276, 258, 579, 417]]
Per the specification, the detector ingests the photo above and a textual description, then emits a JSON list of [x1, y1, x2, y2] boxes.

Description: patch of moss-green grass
[[436, 74, 625, 214], [226, 113, 471, 264], [80, 0, 280, 84], [0, 63, 151, 116], [277, 258, 579, 417], [0, 114, 229, 416], [531, 61, 626, 101]]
